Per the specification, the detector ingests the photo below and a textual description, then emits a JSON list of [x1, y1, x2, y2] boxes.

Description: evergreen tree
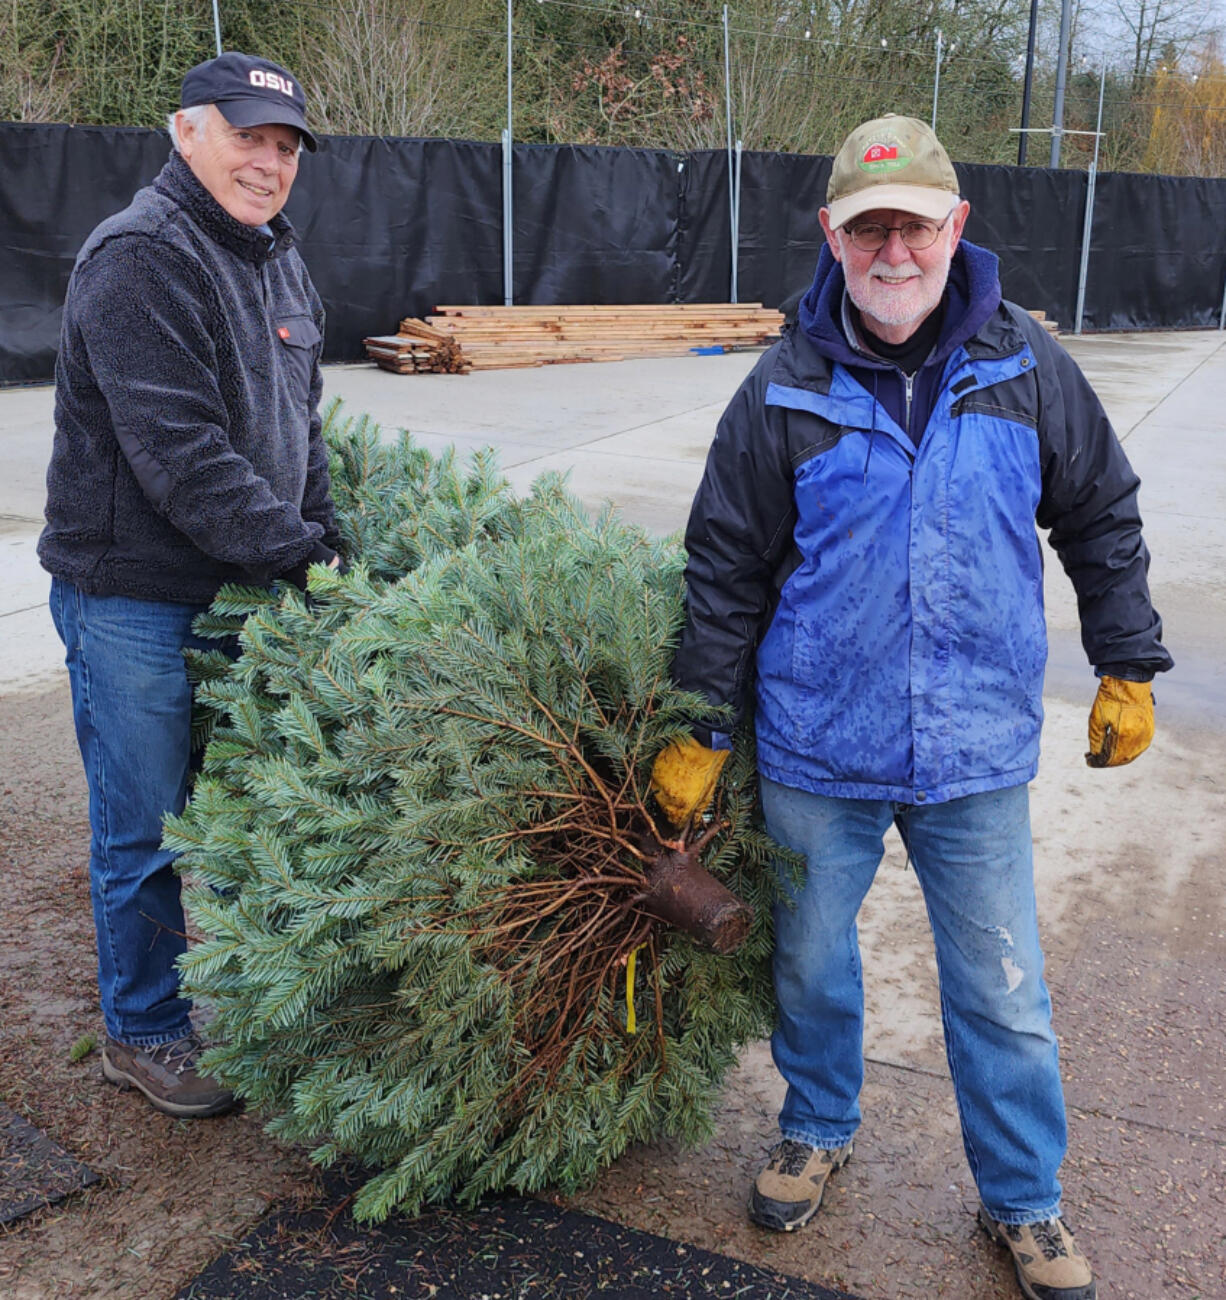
[[169, 405, 785, 1221]]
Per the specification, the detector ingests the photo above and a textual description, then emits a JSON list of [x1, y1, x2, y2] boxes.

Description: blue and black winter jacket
[[40, 151, 338, 605], [672, 239, 1172, 804]]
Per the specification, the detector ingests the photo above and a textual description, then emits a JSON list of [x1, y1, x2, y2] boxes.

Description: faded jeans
[[50, 578, 216, 1048], [761, 776, 1067, 1224]]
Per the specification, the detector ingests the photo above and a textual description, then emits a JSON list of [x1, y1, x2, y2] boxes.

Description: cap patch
[[859, 139, 911, 174]]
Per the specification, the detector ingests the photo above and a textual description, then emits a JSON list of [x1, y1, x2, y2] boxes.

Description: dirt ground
[[0, 683, 318, 1300]]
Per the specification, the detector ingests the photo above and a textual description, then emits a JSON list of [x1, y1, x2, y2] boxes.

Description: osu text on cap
[[249, 69, 295, 97]]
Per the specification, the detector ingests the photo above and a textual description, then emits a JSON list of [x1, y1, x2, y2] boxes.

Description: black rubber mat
[[0, 1104, 100, 1225], [176, 1172, 860, 1300]]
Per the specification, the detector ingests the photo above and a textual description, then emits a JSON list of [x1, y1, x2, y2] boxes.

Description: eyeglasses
[[843, 216, 951, 253]]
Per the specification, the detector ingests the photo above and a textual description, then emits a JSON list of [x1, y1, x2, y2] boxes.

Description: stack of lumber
[[362, 319, 470, 374], [364, 303, 784, 373]]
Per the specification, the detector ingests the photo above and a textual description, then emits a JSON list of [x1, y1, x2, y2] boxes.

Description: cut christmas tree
[[168, 405, 782, 1221]]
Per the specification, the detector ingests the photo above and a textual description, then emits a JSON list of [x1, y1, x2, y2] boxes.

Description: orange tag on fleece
[[277, 327, 291, 340]]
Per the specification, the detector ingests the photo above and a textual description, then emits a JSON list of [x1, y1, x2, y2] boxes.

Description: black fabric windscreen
[[956, 161, 1087, 330], [734, 150, 831, 311], [4, 120, 1226, 386], [674, 149, 733, 306], [1084, 171, 1226, 330], [0, 124, 170, 384], [285, 136, 504, 360], [510, 143, 680, 306]]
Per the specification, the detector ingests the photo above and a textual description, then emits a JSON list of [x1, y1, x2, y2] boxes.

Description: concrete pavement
[[7, 334, 1223, 716], [2, 332, 1224, 1299]]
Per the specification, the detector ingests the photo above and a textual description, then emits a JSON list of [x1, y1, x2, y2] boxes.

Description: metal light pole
[[1018, 0, 1039, 165], [1050, 0, 1072, 167], [1073, 63, 1107, 334], [723, 6, 737, 302], [932, 30, 943, 131], [502, 0, 514, 305], [211, 0, 222, 56]]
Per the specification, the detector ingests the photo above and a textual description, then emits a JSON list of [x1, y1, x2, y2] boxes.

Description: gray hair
[[167, 104, 210, 153], [167, 103, 303, 155]]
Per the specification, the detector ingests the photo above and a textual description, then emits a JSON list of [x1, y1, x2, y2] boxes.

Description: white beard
[[841, 244, 952, 333]]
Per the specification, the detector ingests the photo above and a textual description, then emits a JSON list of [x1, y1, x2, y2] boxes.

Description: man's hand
[[281, 541, 341, 590], [1086, 676, 1154, 768], [649, 736, 729, 831]]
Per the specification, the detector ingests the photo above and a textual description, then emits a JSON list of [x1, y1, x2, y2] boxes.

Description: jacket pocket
[[784, 609, 912, 779], [275, 316, 321, 405], [791, 613, 831, 691]]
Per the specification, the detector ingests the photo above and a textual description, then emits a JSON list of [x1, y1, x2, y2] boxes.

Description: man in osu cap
[[40, 53, 341, 1118], [650, 114, 1171, 1299]]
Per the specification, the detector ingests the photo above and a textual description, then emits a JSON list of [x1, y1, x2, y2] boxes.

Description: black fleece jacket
[[39, 151, 339, 605]]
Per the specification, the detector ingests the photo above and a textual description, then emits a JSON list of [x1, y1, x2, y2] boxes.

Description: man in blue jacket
[[39, 53, 340, 1119], [652, 115, 1170, 1300]]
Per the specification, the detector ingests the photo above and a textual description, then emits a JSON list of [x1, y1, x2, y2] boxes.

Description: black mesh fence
[[3, 122, 1225, 383]]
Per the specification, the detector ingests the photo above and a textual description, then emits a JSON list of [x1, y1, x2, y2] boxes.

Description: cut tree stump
[[641, 839, 753, 955]]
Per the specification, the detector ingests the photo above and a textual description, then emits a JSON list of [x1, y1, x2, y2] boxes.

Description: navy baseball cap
[[180, 52, 318, 152]]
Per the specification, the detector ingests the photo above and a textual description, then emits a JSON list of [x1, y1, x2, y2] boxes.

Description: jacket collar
[[153, 151, 297, 264]]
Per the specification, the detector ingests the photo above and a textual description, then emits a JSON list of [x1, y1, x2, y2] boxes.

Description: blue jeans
[[50, 578, 216, 1047], [761, 777, 1067, 1225]]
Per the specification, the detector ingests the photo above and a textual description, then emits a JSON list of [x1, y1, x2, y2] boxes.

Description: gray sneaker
[[749, 1138, 853, 1231], [979, 1208, 1096, 1300], [102, 1031, 237, 1118]]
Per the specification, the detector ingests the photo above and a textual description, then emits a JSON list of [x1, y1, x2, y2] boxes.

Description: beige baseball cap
[[826, 114, 959, 229]]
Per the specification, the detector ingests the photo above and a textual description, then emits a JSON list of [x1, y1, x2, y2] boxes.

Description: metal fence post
[[503, 0, 514, 306], [732, 139, 742, 305], [1073, 64, 1107, 334], [932, 30, 943, 131], [723, 6, 736, 303], [211, 0, 222, 56], [502, 130, 514, 307]]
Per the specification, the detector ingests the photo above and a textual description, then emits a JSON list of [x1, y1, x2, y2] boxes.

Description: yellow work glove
[[1085, 676, 1154, 768], [649, 736, 729, 830]]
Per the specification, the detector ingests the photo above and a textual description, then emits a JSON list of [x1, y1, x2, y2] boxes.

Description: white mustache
[[869, 261, 922, 281]]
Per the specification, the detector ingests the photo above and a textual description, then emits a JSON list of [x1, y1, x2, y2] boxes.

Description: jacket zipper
[[904, 371, 914, 442]]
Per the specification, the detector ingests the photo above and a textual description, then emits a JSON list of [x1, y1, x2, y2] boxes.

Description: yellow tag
[[625, 944, 645, 1035]]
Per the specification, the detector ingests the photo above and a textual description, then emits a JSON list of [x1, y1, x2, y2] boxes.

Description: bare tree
[[0, 21, 76, 122], [1111, 0, 1215, 79], [303, 0, 463, 138]]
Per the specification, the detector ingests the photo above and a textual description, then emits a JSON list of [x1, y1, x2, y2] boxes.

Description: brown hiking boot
[[102, 1032, 238, 1118], [748, 1138, 853, 1231], [979, 1208, 1096, 1300]]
